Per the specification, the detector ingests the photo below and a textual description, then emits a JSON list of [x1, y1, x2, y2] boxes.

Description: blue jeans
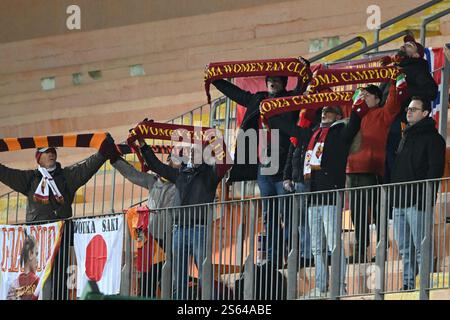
[[393, 207, 425, 289], [172, 225, 205, 299], [257, 167, 287, 267], [295, 182, 312, 260], [308, 205, 347, 294]]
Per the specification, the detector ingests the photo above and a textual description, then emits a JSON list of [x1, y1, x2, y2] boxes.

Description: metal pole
[[202, 204, 214, 300], [110, 167, 116, 213], [375, 186, 388, 300], [420, 181, 434, 300], [287, 193, 300, 299], [374, 29, 380, 53], [161, 208, 173, 299], [421, 9, 450, 46], [438, 50, 449, 139], [120, 214, 131, 296], [330, 191, 343, 299], [243, 200, 257, 300]]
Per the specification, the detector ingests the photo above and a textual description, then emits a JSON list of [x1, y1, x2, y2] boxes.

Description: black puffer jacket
[[0, 153, 106, 222], [309, 111, 363, 193], [283, 128, 314, 183], [140, 144, 231, 226], [391, 117, 445, 209], [212, 79, 305, 182]]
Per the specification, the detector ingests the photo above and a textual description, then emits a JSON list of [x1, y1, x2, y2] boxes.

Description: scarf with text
[[260, 90, 355, 123], [307, 66, 400, 93], [33, 166, 65, 204], [204, 58, 312, 104], [127, 120, 230, 171], [303, 126, 331, 180]]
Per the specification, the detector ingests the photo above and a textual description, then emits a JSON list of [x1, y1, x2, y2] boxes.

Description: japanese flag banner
[[0, 221, 64, 300], [73, 215, 124, 297]]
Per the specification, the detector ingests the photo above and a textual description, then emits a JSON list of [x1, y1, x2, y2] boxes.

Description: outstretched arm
[[340, 104, 370, 144], [0, 163, 34, 195], [140, 144, 178, 184], [64, 152, 107, 193], [112, 157, 156, 190], [212, 79, 254, 107]]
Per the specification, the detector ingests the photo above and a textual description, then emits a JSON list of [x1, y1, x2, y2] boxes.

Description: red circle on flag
[[85, 235, 108, 282]]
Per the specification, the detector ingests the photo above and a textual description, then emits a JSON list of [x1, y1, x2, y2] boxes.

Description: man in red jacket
[[346, 80, 406, 263]]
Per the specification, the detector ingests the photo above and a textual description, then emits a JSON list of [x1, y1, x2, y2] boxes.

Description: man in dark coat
[[391, 96, 445, 290], [300, 103, 369, 298], [0, 135, 119, 222], [212, 58, 312, 268], [0, 134, 120, 300], [138, 137, 232, 299], [381, 35, 438, 183]]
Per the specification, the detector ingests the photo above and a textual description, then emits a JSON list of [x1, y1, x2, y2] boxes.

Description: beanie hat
[[35, 147, 57, 164]]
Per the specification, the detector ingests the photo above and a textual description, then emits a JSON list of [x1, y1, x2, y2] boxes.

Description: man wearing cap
[[390, 96, 445, 290], [212, 58, 312, 268], [301, 102, 368, 298], [0, 135, 119, 222], [346, 80, 407, 264]]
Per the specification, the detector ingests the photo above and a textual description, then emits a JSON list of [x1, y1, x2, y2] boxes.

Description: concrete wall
[[0, 0, 448, 174]]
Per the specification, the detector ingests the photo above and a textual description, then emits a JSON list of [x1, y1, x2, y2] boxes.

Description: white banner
[[73, 215, 124, 297], [0, 221, 64, 300]]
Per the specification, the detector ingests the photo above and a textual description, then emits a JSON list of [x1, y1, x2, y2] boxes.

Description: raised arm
[[340, 104, 369, 144], [0, 163, 34, 195], [112, 157, 156, 190], [212, 79, 254, 107], [140, 144, 179, 184], [64, 152, 107, 193]]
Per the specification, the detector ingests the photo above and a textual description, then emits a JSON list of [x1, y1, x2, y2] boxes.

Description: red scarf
[[303, 126, 330, 180], [204, 58, 311, 104], [260, 91, 354, 124], [127, 120, 230, 171], [308, 66, 399, 92]]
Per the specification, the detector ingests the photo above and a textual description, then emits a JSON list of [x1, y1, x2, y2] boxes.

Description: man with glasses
[[391, 96, 445, 290]]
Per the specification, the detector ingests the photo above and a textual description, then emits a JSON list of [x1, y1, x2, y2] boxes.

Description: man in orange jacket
[[346, 80, 407, 263]]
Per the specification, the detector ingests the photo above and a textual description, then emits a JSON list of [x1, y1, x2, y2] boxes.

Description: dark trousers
[[346, 173, 382, 262], [257, 168, 287, 267]]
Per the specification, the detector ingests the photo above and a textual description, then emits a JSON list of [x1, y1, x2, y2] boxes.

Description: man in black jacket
[[0, 135, 119, 222], [212, 58, 311, 268], [138, 138, 232, 299], [391, 97, 445, 290], [0, 134, 120, 300], [382, 35, 438, 183], [302, 103, 369, 298], [282, 108, 322, 266]]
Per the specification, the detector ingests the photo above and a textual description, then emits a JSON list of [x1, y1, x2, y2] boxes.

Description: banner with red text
[[0, 221, 64, 300]]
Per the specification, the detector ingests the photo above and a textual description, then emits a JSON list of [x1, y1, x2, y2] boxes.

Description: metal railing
[[421, 7, 450, 46], [8, 176, 450, 300], [373, 0, 442, 52], [309, 37, 368, 63], [337, 29, 415, 61]]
